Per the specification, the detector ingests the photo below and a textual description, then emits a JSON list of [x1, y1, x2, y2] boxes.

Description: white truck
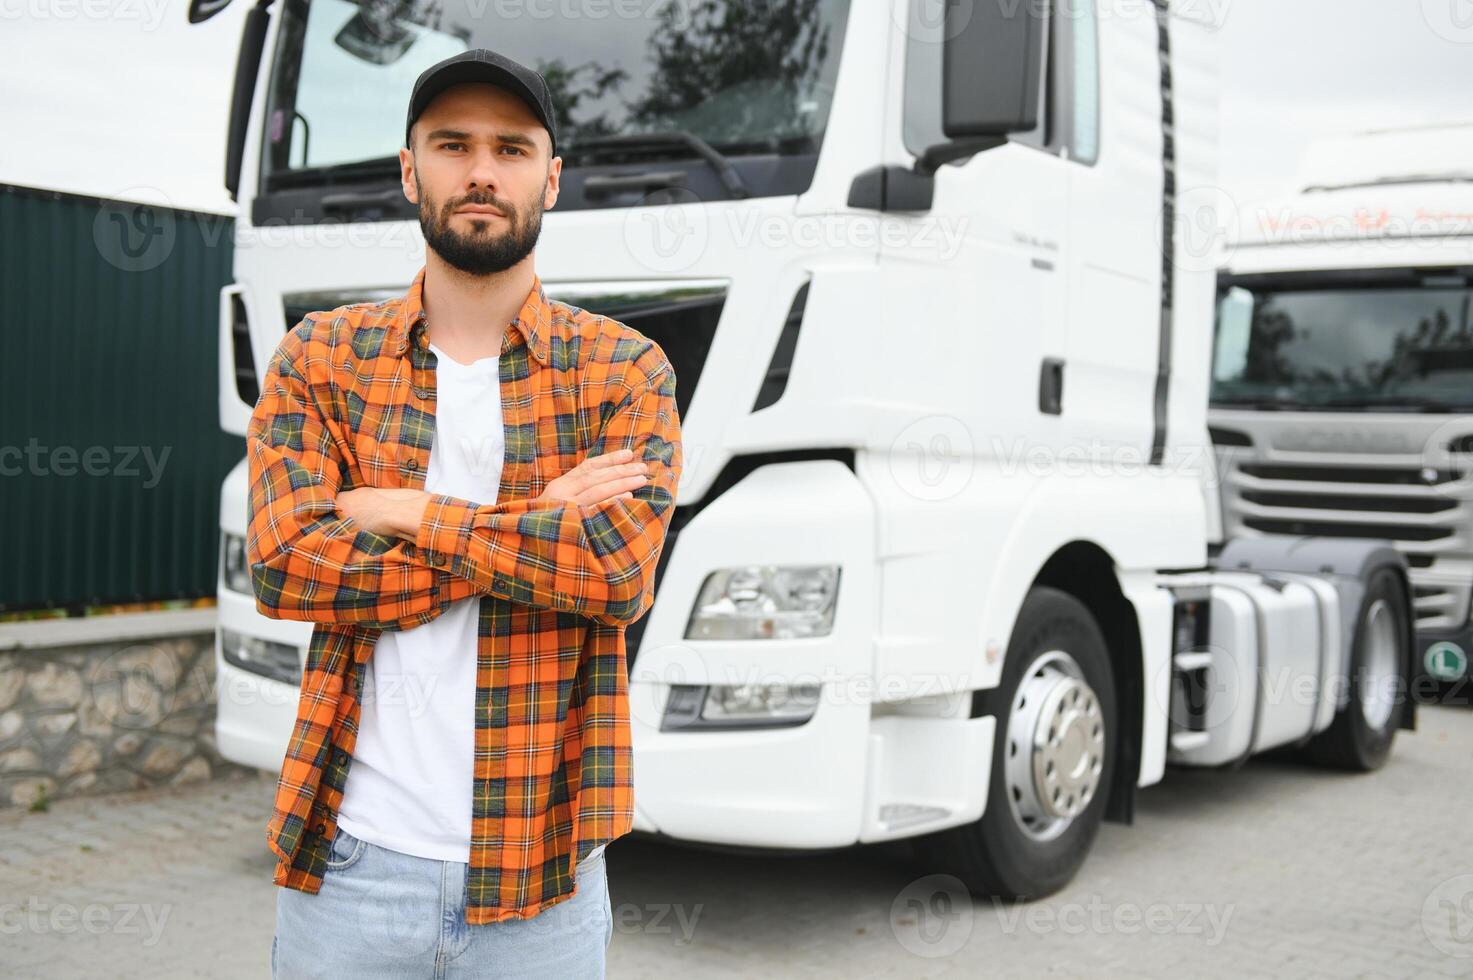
[[195, 0, 1418, 901], [1210, 122, 1473, 701]]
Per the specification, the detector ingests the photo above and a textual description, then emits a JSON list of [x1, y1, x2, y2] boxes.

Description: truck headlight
[[220, 628, 301, 686], [684, 565, 840, 640], [661, 682, 821, 731], [221, 533, 251, 594]]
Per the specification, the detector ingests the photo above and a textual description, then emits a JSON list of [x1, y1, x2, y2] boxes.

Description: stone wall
[[0, 633, 253, 809]]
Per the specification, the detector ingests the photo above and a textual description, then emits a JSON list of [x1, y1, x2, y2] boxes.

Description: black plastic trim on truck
[[226, 0, 274, 200], [590, 290, 722, 426], [751, 282, 810, 412], [1038, 357, 1065, 415], [1220, 265, 1473, 292], [1207, 426, 1252, 447], [1148, 0, 1175, 466], [255, 152, 824, 225], [845, 164, 938, 213], [229, 293, 260, 405]]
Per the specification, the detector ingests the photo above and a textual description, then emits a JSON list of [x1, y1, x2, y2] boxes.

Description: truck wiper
[[268, 155, 401, 190], [563, 131, 750, 200]]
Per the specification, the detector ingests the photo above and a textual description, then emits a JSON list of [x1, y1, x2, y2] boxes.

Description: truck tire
[[914, 586, 1117, 901], [1299, 567, 1408, 772]]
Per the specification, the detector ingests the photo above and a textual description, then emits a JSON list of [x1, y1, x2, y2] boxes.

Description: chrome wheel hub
[[1004, 650, 1105, 843], [1359, 598, 1399, 732]]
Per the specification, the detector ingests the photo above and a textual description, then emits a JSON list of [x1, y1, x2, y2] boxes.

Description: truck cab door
[[882, 0, 1068, 449], [1060, 5, 1160, 462]]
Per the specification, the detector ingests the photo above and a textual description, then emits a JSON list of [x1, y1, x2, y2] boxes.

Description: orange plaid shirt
[[245, 265, 682, 924]]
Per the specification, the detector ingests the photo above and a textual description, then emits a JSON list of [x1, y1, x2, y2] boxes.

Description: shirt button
[[412, 386, 432, 399], [404, 459, 418, 471], [430, 554, 445, 567]]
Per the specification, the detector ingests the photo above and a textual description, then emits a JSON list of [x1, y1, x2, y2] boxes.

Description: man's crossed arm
[[244, 319, 683, 631]]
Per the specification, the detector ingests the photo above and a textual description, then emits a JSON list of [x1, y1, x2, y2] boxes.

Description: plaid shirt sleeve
[[246, 318, 463, 630], [411, 349, 682, 628]]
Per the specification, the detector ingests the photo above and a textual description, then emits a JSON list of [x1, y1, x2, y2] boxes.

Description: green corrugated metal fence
[[0, 183, 245, 613]]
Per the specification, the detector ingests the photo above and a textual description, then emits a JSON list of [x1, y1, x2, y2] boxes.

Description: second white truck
[[1210, 122, 1473, 703]]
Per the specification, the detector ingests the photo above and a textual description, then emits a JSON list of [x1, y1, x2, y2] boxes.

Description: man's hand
[[336, 487, 433, 541], [537, 448, 651, 505]]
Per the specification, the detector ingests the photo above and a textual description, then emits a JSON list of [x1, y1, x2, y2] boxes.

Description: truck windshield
[[258, 0, 848, 200], [1211, 277, 1473, 412]]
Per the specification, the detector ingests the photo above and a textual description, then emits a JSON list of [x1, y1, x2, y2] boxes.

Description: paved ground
[[2, 705, 1471, 979]]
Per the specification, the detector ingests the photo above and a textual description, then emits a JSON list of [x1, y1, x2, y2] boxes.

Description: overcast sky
[[1, 0, 1470, 214], [1215, 0, 1473, 204]]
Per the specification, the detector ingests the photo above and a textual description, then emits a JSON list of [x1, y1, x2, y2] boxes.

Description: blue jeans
[[272, 825, 612, 978]]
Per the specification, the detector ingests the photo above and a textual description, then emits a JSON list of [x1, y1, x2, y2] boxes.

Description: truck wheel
[[1300, 567, 1408, 772], [914, 586, 1117, 901]]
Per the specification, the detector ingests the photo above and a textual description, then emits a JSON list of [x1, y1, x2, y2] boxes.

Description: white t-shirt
[[336, 340, 504, 863]]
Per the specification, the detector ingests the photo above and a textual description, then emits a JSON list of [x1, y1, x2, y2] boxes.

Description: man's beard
[[418, 176, 545, 276]]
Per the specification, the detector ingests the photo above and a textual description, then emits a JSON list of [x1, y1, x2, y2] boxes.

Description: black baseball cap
[[405, 49, 558, 155]]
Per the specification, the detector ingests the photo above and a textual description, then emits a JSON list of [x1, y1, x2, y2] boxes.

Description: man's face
[[400, 82, 561, 276]]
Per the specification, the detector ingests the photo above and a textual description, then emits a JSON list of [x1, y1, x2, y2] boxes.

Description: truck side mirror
[[848, 0, 1048, 211], [941, 0, 1047, 139]]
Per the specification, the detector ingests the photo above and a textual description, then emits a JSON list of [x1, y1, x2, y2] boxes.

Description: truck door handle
[[1039, 357, 1065, 415]]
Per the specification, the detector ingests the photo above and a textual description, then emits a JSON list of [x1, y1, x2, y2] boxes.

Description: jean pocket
[[324, 825, 366, 872]]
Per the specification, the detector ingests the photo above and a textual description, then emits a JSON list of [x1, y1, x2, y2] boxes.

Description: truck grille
[[1217, 457, 1473, 629]]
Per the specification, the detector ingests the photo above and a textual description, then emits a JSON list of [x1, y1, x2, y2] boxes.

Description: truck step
[[1170, 730, 1211, 752]]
